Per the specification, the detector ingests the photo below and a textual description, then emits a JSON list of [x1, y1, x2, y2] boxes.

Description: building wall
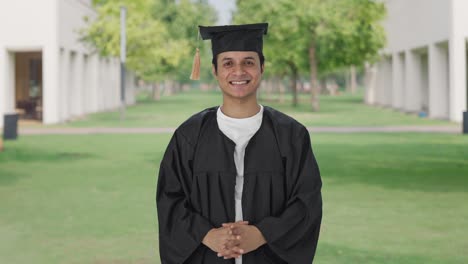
[[449, 0, 468, 122], [55, 0, 135, 123], [0, 0, 57, 126], [368, 0, 468, 123], [0, 0, 136, 128], [383, 0, 451, 52]]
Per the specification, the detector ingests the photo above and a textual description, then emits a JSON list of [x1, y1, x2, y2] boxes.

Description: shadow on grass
[[317, 242, 456, 264], [316, 141, 468, 193], [0, 168, 29, 186], [0, 146, 96, 163], [0, 145, 96, 186]]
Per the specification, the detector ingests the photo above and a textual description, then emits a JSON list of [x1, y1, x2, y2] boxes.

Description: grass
[[33, 89, 457, 128], [3, 89, 465, 263], [1, 133, 468, 263]]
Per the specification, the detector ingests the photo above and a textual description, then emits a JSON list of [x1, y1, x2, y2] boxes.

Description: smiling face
[[213, 51, 264, 102]]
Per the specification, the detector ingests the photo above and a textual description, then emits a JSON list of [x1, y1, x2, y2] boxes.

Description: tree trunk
[[266, 78, 272, 101], [152, 83, 160, 101], [345, 68, 351, 93], [289, 63, 298, 107], [320, 78, 326, 95], [174, 82, 181, 93], [350, 65, 357, 94], [279, 78, 285, 103], [273, 77, 280, 102], [164, 80, 173, 96], [309, 42, 320, 111]]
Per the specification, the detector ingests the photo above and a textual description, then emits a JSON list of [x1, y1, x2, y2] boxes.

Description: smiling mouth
[[229, 80, 250, 85]]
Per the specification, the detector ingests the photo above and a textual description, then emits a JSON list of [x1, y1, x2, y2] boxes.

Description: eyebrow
[[221, 56, 256, 61]]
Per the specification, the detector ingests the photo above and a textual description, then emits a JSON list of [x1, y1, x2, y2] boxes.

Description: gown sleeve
[[255, 127, 323, 263], [156, 131, 214, 264]]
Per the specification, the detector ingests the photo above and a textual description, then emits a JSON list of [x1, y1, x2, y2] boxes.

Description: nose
[[232, 63, 246, 75]]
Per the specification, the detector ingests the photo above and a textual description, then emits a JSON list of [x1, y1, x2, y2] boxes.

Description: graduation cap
[[190, 23, 268, 80]]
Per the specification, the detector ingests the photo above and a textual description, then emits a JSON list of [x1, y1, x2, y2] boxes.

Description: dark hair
[[212, 53, 265, 74]]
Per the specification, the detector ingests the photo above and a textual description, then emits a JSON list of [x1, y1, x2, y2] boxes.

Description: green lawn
[[39, 89, 456, 128], [1, 133, 467, 263]]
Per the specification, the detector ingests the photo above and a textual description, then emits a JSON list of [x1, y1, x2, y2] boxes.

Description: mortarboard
[[190, 23, 268, 80], [199, 23, 268, 57]]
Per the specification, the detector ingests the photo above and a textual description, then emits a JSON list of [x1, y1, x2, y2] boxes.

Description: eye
[[245, 60, 255, 66], [223, 61, 233, 67]]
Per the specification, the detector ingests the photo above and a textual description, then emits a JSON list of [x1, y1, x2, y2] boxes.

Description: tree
[[235, 0, 386, 110], [235, 0, 309, 106], [152, 0, 217, 84], [81, 0, 216, 97]]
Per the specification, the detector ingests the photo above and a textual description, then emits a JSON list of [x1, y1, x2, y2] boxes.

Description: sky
[[207, 0, 236, 25]]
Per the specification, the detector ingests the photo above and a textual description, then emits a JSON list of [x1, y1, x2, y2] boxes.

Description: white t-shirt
[[217, 105, 264, 264]]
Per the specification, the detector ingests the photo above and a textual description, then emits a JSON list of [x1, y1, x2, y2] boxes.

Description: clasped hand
[[202, 221, 267, 259]]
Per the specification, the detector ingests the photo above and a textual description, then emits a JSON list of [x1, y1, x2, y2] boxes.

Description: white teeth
[[231, 81, 248, 85]]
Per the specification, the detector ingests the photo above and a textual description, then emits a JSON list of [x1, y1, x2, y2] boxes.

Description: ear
[[212, 64, 217, 76], [261, 64, 265, 74]]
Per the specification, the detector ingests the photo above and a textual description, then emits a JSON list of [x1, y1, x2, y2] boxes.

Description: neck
[[221, 97, 260, 118]]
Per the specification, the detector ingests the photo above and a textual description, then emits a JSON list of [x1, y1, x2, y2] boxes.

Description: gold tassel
[[190, 48, 200, 80]]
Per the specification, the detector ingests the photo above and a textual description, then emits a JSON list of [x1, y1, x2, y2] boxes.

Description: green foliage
[[234, 0, 386, 75], [314, 0, 387, 71], [234, 0, 308, 77], [81, 0, 216, 82], [151, 0, 217, 82]]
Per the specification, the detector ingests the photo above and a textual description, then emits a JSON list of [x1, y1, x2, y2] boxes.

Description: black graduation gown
[[156, 106, 322, 264]]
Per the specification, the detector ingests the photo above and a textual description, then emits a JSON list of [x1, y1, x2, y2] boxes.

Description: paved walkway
[[18, 125, 461, 135]]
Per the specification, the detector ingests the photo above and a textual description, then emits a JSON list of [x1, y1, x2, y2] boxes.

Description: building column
[[112, 58, 119, 108], [404, 50, 421, 112], [0, 48, 5, 127], [75, 52, 84, 116], [82, 54, 90, 114], [429, 43, 450, 119], [104, 58, 111, 110], [364, 62, 377, 105], [449, 0, 468, 122], [392, 52, 405, 109], [89, 54, 99, 113], [59, 48, 69, 122], [383, 57, 393, 106], [96, 57, 103, 111], [375, 58, 391, 106], [43, 46, 60, 124], [0, 49, 16, 127], [69, 52, 77, 116], [374, 60, 384, 105], [448, 37, 467, 122]]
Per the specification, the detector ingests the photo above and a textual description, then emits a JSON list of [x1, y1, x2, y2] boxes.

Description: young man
[[156, 23, 322, 264]]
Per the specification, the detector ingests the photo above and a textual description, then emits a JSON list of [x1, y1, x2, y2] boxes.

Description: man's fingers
[[217, 246, 244, 259], [224, 237, 241, 248], [231, 246, 245, 255], [222, 220, 249, 227]]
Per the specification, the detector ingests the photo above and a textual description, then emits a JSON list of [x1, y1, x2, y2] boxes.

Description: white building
[[0, 0, 136, 127], [366, 0, 468, 122]]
